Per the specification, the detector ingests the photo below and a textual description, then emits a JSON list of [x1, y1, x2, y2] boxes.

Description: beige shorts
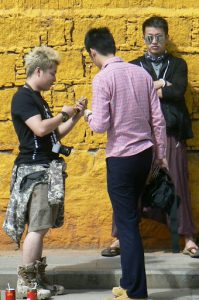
[[28, 183, 59, 232]]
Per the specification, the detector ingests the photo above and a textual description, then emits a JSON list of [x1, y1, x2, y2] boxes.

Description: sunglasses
[[144, 34, 165, 45]]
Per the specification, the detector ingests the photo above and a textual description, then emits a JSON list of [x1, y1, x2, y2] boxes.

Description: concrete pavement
[[0, 249, 199, 299], [20, 289, 199, 300], [1, 289, 199, 300]]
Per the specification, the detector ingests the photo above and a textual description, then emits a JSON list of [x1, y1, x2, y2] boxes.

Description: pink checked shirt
[[88, 57, 166, 159]]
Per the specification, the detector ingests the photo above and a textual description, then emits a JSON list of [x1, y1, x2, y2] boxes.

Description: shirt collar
[[102, 56, 123, 69]]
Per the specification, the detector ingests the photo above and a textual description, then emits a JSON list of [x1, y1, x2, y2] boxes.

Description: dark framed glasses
[[144, 34, 165, 45]]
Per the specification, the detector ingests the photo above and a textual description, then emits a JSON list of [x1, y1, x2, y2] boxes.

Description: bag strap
[[23, 84, 59, 144]]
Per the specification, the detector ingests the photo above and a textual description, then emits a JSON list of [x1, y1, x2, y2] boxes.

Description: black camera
[[59, 145, 72, 156], [52, 143, 72, 157]]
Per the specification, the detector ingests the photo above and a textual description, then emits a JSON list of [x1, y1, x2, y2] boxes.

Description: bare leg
[[22, 229, 48, 265]]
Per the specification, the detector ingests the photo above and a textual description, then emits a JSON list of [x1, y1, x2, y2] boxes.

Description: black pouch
[[142, 167, 179, 214]]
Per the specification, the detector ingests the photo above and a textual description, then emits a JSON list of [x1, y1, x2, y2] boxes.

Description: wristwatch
[[159, 78, 166, 87], [61, 111, 70, 122]]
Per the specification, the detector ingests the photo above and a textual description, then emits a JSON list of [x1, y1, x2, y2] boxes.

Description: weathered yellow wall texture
[[0, 0, 199, 250]]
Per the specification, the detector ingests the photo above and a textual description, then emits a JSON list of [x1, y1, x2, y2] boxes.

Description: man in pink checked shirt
[[84, 27, 167, 300]]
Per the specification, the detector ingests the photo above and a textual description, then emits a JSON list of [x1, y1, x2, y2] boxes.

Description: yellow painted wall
[[0, 0, 199, 250]]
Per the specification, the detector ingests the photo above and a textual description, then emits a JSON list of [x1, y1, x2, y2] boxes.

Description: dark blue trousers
[[106, 147, 152, 298]]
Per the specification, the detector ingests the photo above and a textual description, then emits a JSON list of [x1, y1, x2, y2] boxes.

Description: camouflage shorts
[[3, 158, 66, 245]]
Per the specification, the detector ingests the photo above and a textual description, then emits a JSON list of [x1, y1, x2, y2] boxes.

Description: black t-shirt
[[11, 87, 59, 165]]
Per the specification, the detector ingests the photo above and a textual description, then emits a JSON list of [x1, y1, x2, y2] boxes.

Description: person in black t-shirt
[[3, 46, 87, 299], [12, 87, 60, 164]]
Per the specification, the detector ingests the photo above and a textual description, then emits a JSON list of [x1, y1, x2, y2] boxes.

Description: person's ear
[[143, 32, 148, 45], [165, 34, 169, 43], [90, 48, 97, 59], [35, 67, 41, 77]]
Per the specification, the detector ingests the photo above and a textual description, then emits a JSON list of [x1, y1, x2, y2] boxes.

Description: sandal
[[183, 247, 199, 258], [101, 246, 120, 257]]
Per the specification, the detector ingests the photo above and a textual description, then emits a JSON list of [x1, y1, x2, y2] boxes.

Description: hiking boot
[[35, 257, 64, 295], [17, 263, 51, 299]]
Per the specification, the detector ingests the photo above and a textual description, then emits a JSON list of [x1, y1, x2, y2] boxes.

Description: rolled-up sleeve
[[88, 75, 111, 133], [149, 79, 167, 159]]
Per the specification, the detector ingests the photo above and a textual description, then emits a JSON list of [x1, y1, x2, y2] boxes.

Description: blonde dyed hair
[[25, 46, 61, 77]]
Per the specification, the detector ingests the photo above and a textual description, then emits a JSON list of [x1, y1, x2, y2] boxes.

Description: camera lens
[[59, 145, 72, 157]]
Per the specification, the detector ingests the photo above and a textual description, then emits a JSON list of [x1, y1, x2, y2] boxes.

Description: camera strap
[[24, 83, 59, 145]]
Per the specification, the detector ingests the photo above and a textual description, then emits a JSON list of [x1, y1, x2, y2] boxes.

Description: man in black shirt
[[3, 46, 87, 299]]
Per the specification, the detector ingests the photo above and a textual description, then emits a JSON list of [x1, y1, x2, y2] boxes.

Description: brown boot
[[35, 257, 64, 295], [17, 263, 51, 299]]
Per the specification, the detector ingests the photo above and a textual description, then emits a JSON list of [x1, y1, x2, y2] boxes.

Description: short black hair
[[84, 27, 116, 55], [142, 16, 168, 35]]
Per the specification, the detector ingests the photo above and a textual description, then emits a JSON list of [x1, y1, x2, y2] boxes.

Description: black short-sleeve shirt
[[12, 87, 59, 165]]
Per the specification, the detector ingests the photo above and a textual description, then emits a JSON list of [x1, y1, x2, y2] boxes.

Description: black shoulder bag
[[142, 167, 180, 253]]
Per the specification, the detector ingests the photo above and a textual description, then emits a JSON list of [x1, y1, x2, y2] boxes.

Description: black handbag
[[142, 167, 178, 213], [141, 167, 180, 252]]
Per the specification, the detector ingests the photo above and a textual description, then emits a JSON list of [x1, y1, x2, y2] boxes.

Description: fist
[[74, 96, 88, 115]]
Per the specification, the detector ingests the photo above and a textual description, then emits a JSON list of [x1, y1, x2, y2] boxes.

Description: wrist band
[[61, 111, 70, 122]]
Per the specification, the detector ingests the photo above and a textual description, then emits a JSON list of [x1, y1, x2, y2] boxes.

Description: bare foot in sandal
[[183, 236, 199, 258], [101, 239, 120, 257], [111, 239, 120, 248]]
